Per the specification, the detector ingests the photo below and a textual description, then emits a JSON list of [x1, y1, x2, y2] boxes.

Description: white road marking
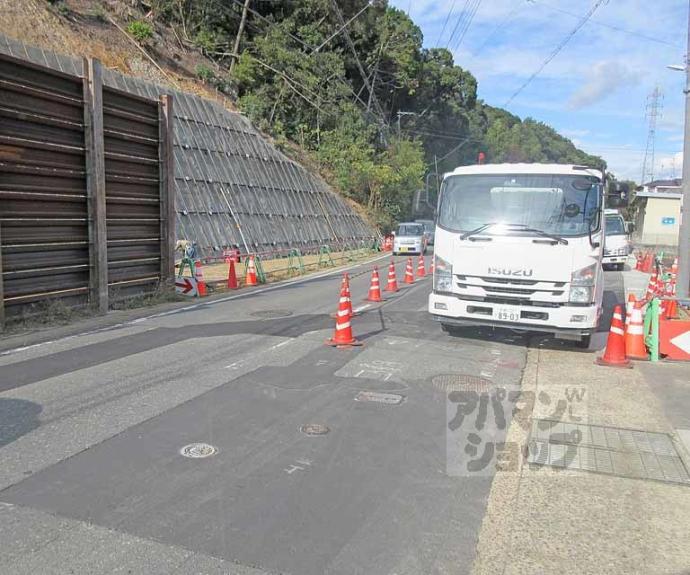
[[0, 254, 391, 357], [271, 340, 292, 349], [352, 304, 371, 314]]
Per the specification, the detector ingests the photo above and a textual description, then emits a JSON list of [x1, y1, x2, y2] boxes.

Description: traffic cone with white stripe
[[428, 258, 434, 275], [366, 267, 383, 302], [626, 293, 636, 318], [342, 272, 357, 317], [326, 282, 362, 347], [245, 256, 258, 287], [625, 301, 647, 360], [404, 257, 415, 284], [596, 305, 631, 368], [417, 254, 426, 278], [384, 260, 399, 292], [645, 269, 658, 300], [194, 260, 207, 296]]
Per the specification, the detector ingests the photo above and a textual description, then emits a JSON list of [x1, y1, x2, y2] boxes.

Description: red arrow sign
[[175, 277, 198, 296], [660, 318, 690, 361]]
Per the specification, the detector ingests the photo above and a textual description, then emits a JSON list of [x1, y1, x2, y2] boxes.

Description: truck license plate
[[493, 306, 520, 322]]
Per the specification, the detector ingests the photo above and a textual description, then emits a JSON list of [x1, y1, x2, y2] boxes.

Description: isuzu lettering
[[429, 163, 606, 347]]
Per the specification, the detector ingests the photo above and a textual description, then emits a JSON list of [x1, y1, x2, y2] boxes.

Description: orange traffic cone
[[596, 305, 632, 368], [245, 255, 258, 287], [404, 257, 415, 284], [227, 259, 238, 289], [665, 298, 678, 319], [641, 252, 653, 273], [645, 269, 657, 300], [625, 301, 647, 360], [384, 260, 399, 292], [194, 260, 207, 296], [417, 254, 426, 278], [428, 258, 434, 275], [366, 267, 383, 302], [326, 283, 362, 347], [626, 293, 636, 318], [341, 273, 356, 317]]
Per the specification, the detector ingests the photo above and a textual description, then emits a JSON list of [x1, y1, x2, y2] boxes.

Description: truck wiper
[[459, 222, 496, 240], [519, 227, 569, 245]]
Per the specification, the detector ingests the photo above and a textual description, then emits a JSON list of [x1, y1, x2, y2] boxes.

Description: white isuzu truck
[[429, 163, 608, 348]]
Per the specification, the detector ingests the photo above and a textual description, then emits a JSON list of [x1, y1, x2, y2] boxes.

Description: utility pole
[[396, 111, 415, 137], [677, 1, 690, 298], [230, 0, 251, 73]]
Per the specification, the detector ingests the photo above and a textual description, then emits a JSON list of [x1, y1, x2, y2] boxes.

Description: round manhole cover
[[180, 443, 218, 458], [250, 309, 294, 319], [300, 424, 330, 436], [432, 374, 492, 393]]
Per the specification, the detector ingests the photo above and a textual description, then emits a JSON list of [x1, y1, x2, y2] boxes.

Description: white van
[[602, 209, 631, 271]]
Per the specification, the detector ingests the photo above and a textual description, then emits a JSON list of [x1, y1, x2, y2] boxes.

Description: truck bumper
[[428, 292, 598, 336], [602, 255, 626, 265]]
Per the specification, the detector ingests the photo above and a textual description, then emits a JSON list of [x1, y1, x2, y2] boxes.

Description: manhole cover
[[527, 419, 690, 485], [250, 309, 293, 319], [180, 443, 218, 458], [432, 374, 492, 393], [354, 391, 405, 405], [300, 424, 330, 436]]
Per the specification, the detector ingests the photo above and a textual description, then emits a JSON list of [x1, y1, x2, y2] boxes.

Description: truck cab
[[602, 209, 631, 271], [428, 163, 605, 348]]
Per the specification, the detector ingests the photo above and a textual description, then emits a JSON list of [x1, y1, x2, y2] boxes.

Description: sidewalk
[[472, 268, 690, 575]]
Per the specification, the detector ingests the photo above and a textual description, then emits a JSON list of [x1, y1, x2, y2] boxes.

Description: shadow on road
[[0, 398, 42, 448]]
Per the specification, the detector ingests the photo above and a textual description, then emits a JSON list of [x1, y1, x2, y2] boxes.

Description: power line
[[329, 0, 387, 122], [473, 2, 524, 56], [451, 0, 483, 53], [435, 0, 458, 47], [504, 0, 608, 107], [444, 0, 474, 50], [531, 0, 681, 48]]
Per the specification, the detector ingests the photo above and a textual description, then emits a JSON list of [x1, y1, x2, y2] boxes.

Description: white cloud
[[568, 61, 640, 109]]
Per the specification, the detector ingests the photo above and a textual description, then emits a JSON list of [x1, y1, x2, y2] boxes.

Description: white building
[[632, 179, 682, 246]]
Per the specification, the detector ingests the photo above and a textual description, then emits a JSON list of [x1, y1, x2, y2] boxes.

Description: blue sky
[[388, 0, 688, 182]]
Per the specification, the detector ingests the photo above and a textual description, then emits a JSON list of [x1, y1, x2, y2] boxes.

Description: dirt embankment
[[1, 0, 235, 106]]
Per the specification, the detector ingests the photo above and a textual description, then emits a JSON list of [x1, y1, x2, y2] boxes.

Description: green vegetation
[[149, 0, 604, 229], [126, 20, 154, 43]]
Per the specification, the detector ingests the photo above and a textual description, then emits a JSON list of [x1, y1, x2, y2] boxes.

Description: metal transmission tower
[[641, 87, 663, 184]]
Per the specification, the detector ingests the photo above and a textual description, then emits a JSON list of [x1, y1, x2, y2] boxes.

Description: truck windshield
[[398, 224, 424, 236], [438, 173, 602, 237], [605, 216, 626, 235]]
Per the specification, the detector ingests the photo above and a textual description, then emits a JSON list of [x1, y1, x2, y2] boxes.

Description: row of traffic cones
[[226, 256, 259, 289], [597, 294, 655, 367], [327, 255, 432, 347]]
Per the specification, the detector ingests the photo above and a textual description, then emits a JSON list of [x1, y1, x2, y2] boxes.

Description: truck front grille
[[455, 274, 567, 304]]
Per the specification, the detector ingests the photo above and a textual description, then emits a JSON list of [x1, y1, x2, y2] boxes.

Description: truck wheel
[[576, 334, 591, 349], [441, 323, 460, 336]]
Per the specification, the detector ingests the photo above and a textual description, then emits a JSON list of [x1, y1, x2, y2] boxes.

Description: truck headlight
[[434, 255, 453, 293], [569, 286, 593, 303], [569, 263, 596, 303]]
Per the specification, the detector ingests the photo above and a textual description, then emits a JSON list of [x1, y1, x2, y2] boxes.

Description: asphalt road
[[0, 256, 623, 575]]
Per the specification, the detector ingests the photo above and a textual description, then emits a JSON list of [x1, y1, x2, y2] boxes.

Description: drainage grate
[[527, 419, 690, 485], [180, 443, 218, 458], [250, 309, 293, 319], [432, 374, 492, 394], [355, 391, 405, 405], [300, 424, 330, 436]]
